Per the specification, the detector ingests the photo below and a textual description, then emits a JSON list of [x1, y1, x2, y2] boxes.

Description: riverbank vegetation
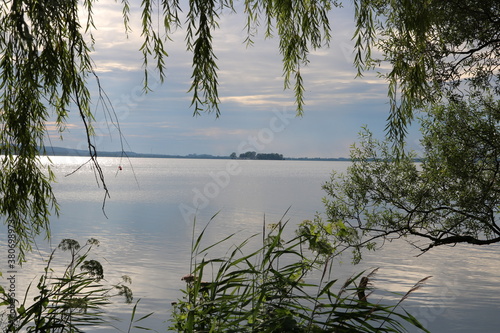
[[0, 238, 141, 332], [0, 220, 429, 332], [170, 215, 429, 332]]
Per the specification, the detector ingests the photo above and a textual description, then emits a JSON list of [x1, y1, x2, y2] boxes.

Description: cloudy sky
[[49, 0, 421, 158]]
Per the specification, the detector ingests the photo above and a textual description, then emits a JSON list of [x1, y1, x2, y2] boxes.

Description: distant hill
[[43, 147, 228, 159], [42, 146, 350, 161]]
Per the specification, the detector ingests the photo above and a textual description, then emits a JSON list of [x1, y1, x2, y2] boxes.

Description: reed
[[169, 214, 430, 333]]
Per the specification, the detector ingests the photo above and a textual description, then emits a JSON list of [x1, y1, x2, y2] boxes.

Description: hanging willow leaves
[[0, 0, 105, 261], [0, 0, 335, 260], [353, 0, 500, 146]]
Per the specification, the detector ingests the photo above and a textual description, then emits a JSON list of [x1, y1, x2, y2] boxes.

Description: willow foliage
[[354, 0, 500, 144], [0, 0, 334, 261], [0, 0, 99, 261]]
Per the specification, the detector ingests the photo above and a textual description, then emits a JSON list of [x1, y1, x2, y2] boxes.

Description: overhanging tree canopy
[[318, 0, 500, 261], [0, 0, 335, 260], [322, 96, 500, 262], [354, 0, 500, 144]]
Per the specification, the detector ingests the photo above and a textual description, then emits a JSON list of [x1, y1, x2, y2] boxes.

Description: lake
[[3, 157, 500, 332]]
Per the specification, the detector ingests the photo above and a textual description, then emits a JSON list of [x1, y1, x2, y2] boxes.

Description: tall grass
[[170, 215, 430, 332]]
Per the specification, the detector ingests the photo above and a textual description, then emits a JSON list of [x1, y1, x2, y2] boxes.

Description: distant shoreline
[[42, 146, 351, 162]]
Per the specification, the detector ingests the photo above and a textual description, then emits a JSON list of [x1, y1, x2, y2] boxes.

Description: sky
[[48, 0, 422, 158]]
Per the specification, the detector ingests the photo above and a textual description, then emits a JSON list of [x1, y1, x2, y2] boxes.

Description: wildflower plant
[[0, 238, 134, 332]]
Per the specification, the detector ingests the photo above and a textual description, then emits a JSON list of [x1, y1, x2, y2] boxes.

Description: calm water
[[3, 157, 500, 332]]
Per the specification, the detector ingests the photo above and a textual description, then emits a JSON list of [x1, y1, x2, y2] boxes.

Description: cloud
[[46, 121, 80, 132], [181, 127, 251, 139], [45, 1, 410, 158], [219, 94, 295, 107]]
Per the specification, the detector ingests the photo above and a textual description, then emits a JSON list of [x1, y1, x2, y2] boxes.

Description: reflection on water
[[2, 157, 500, 332]]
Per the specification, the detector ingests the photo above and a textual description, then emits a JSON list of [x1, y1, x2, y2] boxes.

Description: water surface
[[3, 157, 499, 332]]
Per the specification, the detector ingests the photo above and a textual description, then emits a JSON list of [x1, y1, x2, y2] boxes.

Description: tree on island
[[239, 151, 257, 160], [235, 151, 284, 160], [256, 152, 284, 160]]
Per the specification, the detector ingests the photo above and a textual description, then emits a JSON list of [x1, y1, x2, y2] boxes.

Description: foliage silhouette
[[0, 238, 147, 332], [170, 214, 430, 332]]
